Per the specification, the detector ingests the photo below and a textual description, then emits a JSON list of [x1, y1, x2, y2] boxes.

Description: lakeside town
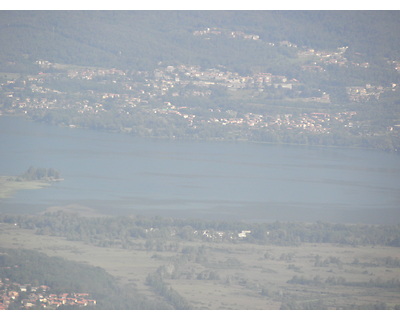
[[1, 29, 399, 150]]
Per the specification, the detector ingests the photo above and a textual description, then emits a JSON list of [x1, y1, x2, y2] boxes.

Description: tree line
[[18, 166, 61, 181], [1, 212, 399, 249]]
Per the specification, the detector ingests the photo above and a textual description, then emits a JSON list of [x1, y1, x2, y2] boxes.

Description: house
[[40, 285, 50, 291], [238, 230, 251, 238], [87, 300, 97, 306], [23, 301, 35, 308]]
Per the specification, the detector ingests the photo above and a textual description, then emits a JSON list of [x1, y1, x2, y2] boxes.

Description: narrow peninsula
[[0, 167, 62, 199]]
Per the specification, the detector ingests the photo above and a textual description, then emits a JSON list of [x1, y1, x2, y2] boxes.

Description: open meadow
[[1, 222, 399, 309]]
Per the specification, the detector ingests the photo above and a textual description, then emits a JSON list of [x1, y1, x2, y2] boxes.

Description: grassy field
[[155, 241, 400, 309], [0, 176, 50, 199], [1, 222, 399, 309]]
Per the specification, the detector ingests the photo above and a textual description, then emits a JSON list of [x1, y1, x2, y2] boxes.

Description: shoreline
[[0, 176, 56, 199], [2, 114, 398, 154]]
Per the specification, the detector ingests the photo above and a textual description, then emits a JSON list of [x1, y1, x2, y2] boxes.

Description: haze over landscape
[[0, 10, 400, 311]]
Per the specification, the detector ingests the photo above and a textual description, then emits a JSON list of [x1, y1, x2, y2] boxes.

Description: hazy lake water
[[1, 116, 399, 224]]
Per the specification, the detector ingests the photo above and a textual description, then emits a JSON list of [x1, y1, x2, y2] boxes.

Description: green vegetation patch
[[0, 176, 50, 199], [0, 167, 61, 199]]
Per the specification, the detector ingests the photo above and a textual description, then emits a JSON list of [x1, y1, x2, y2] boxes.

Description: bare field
[[0, 223, 399, 309]]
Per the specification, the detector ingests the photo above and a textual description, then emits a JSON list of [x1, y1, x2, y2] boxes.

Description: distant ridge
[[0, 11, 399, 71]]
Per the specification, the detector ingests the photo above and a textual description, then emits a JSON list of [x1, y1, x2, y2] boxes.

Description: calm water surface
[[1, 116, 399, 224]]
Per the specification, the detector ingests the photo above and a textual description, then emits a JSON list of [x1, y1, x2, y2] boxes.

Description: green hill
[[1, 11, 399, 151], [0, 247, 160, 309], [0, 11, 399, 72]]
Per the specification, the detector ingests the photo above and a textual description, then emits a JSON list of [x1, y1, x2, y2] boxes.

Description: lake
[[1, 116, 399, 224]]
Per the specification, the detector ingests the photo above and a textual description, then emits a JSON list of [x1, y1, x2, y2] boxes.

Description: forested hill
[[0, 11, 399, 72]]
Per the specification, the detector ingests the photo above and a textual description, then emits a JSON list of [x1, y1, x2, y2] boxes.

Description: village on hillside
[[1, 29, 399, 149], [0, 277, 96, 310]]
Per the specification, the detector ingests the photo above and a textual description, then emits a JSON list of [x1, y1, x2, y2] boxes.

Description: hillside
[[1, 11, 400, 151], [0, 246, 162, 309], [0, 11, 399, 71]]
